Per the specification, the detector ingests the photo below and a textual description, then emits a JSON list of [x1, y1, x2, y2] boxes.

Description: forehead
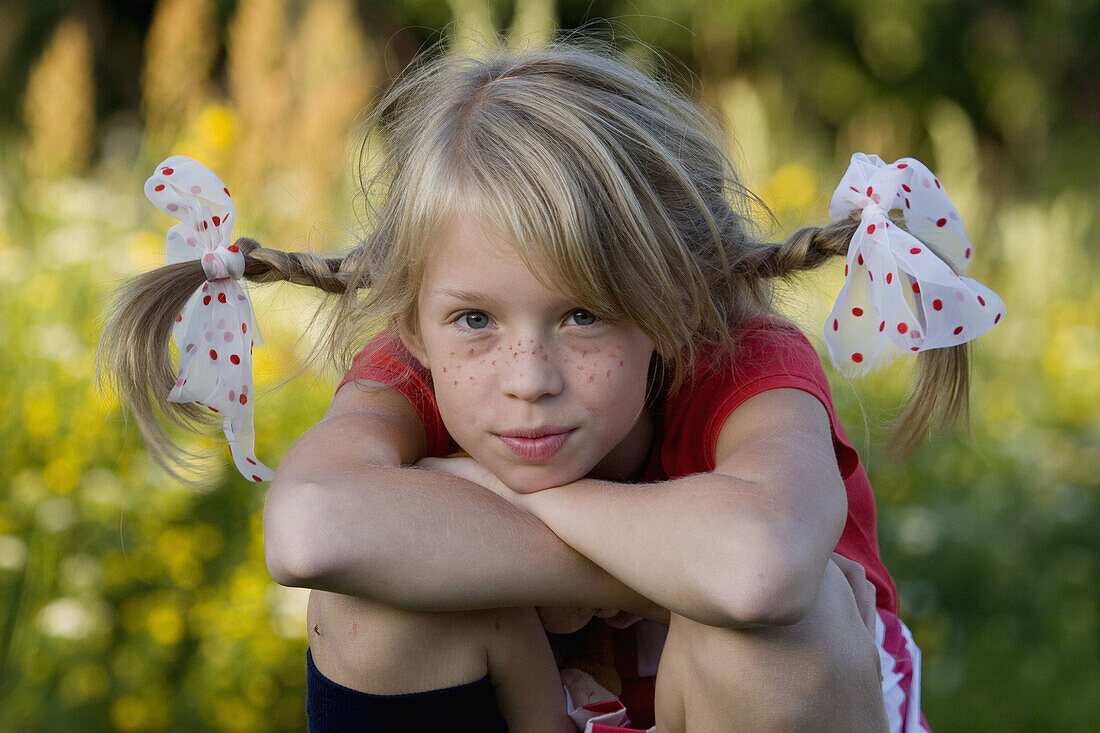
[[422, 214, 570, 297], [428, 214, 511, 261]]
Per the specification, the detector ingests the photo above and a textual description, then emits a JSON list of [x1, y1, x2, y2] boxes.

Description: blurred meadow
[[0, 0, 1096, 730]]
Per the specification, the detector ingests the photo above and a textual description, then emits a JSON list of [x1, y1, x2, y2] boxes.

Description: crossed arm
[[264, 379, 849, 629]]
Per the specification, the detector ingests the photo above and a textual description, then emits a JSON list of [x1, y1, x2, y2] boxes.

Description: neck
[[588, 410, 654, 483]]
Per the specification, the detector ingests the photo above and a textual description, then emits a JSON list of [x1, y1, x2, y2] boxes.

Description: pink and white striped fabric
[[876, 608, 933, 733]]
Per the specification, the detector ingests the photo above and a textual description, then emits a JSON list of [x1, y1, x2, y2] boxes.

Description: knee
[[660, 575, 884, 731], [665, 615, 846, 715]]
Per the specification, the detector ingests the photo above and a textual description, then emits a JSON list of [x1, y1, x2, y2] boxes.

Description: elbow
[[263, 480, 340, 588], [730, 569, 818, 627], [711, 551, 823, 628]]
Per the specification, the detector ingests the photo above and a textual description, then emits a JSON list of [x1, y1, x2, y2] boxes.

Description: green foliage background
[[0, 0, 1096, 730]]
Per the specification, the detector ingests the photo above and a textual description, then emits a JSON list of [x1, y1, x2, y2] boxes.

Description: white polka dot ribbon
[[823, 153, 1006, 377], [144, 155, 274, 483]]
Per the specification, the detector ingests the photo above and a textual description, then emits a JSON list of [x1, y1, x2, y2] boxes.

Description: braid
[[747, 211, 861, 279], [238, 238, 360, 294]]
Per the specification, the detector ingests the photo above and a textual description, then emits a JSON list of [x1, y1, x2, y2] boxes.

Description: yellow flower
[[244, 669, 277, 706], [169, 556, 204, 589], [23, 387, 59, 441], [59, 662, 110, 703], [126, 231, 164, 273], [192, 523, 225, 559], [213, 695, 259, 732], [250, 633, 284, 667], [196, 103, 237, 152], [110, 695, 150, 732], [44, 451, 80, 495], [24, 272, 59, 311], [156, 526, 192, 566], [147, 603, 186, 646], [156, 526, 206, 588], [765, 163, 818, 214]]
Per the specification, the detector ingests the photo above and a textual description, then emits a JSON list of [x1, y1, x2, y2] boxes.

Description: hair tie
[[823, 153, 1005, 377], [144, 156, 275, 483]]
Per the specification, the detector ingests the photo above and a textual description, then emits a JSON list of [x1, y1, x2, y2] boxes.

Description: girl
[[100, 42, 1004, 732]]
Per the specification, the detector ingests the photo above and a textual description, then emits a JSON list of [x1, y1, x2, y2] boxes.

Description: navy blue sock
[[306, 648, 509, 732]]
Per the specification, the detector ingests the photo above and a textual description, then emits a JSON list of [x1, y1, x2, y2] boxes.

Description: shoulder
[[338, 334, 455, 457], [339, 335, 432, 394], [659, 314, 856, 477], [668, 314, 827, 424], [707, 315, 823, 386]]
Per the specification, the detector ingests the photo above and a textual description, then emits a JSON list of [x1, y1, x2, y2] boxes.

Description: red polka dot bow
[[823, 153, 1005, 377], [145, 156, 275, 483]]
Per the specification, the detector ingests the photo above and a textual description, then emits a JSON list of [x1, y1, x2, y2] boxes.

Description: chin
[[499, 463, 590, 494]]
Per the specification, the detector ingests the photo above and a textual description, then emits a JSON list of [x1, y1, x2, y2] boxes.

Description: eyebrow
[[428, 287, 498, 304]]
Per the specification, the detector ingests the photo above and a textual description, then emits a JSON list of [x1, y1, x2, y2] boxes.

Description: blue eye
[[459, 312, 491, 329], [569, 310, 598, 326]]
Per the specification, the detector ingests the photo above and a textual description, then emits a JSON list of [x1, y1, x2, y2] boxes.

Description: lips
[[496, 428, 575, 462]]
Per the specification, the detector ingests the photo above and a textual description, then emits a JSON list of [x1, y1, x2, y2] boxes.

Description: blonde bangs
[[432, 77, 712, 378]]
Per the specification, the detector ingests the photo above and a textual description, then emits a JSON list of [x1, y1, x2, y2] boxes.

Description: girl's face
[[403, 215, 656, 493]]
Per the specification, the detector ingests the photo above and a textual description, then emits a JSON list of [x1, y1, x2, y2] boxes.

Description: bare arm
[[484, 607, 575, 733], [263, 380, 666, 620], [506, 388, 848, 629]]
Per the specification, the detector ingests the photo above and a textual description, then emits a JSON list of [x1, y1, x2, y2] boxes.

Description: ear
[[399, 317, 430, 368]]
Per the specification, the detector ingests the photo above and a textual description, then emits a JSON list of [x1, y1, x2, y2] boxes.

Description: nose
[[500, 340, 563, 402]]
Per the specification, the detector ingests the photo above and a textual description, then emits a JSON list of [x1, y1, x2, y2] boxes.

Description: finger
[[831, 554, 876, 635], [831, 552, 865, 583], [861, 579, 877, 635], [832, 554, 869, 597], [603, 612, 643, 629]]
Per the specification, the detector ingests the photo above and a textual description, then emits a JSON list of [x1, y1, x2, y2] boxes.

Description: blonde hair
[[99, 40, 969, 476]]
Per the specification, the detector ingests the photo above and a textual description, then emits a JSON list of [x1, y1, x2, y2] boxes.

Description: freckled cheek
[[563, 345, 643, 386], [434, 353, 494, 395]]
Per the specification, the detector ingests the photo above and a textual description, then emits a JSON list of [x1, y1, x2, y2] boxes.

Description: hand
[[559, 667, 616, 708], [415, 455, 517, 504], [537, 606, 596, 634], [830, 552, 877, 636], [593, 608, 643, 629]]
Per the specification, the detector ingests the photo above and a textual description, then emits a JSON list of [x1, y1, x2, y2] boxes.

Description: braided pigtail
[[96, 238, 358, 483], [238, 238, 351, 293], [747, 212, 861, 278]]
